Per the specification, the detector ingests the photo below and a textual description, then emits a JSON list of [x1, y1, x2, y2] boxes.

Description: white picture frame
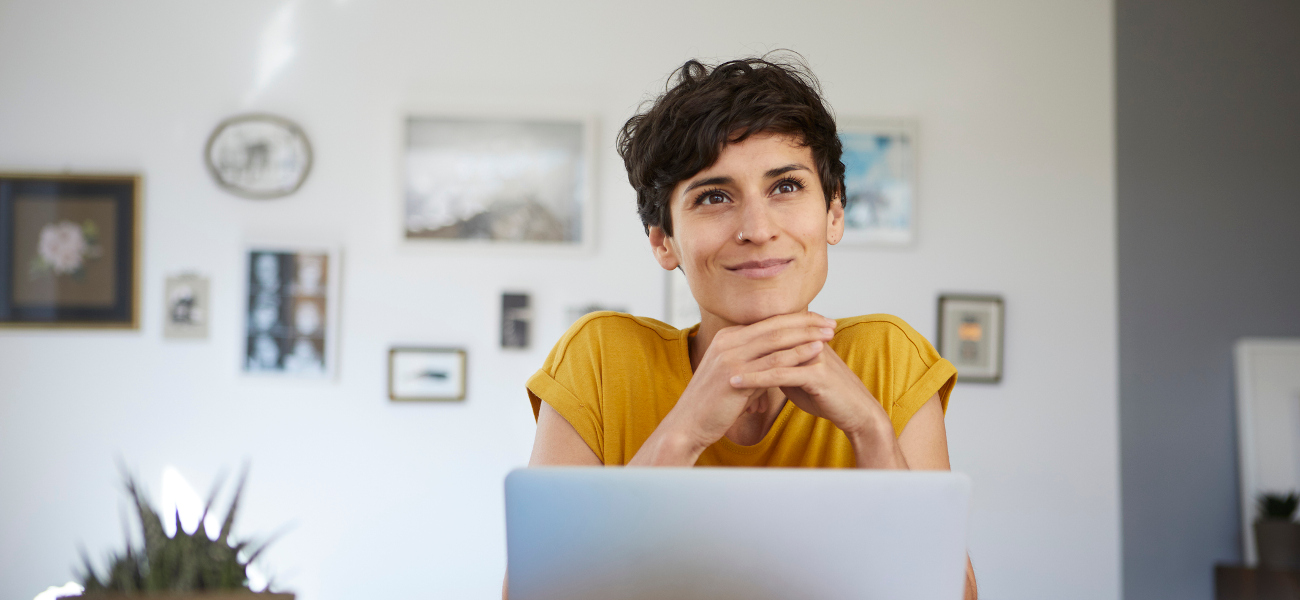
[[836, 118, 918, 246], [163, 272, 209, 340], [241, 243, 341, 379], [401, 112, 597, 253], [388, 347, 467, 401], [1234, 339, 1300, 565]]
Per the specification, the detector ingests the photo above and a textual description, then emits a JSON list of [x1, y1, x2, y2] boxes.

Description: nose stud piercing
[[737, 231, 745, 242]]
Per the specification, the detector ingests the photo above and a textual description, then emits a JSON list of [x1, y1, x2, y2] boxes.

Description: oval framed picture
[[205, 113, 313, 199]]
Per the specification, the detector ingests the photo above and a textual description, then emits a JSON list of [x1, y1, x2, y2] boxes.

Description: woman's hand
[[727, 327, 905, 469], [628, 312, 836, 466]]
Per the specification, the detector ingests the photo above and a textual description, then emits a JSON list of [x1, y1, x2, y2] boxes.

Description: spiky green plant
[[1258, 492, 1300, 520], [76, 464, 279, 594]]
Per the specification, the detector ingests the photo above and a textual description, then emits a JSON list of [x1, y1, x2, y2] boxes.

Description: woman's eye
[[774, 180, 801, 194], [698, 192, 729, 205]]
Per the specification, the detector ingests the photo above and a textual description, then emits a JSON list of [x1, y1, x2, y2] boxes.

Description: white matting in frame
[[402, 113, 596, 251], [242, 243, 341, 379], [389, 347, 467, 401], [1234, 339, 1300, 565], [837, 118, 918, 246], [937, 294, 1003, 384]]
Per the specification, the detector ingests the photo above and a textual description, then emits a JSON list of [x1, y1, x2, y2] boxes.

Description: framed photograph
[[243, 244, 340, 377], [501, 292, 531, 349], [837, 119, 918, 246], [388, 347, 467, 401], [205, 113, 313, 199], [163, 273, 209, 340], [0, 173, 140, 328], [937, 294, 1004, 383], [403, 115, 593, 246], [664, 268, 700, 329]]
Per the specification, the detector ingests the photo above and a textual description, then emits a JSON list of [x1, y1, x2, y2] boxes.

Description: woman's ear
[[826, 193, 846, 245], [648, 225, 681, 270]]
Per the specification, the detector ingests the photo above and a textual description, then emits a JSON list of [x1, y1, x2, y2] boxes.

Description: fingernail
[[821, 328, 834, 336], [730, 375, 743, 385], [824, 318, 837, 327], [809, 341, 823, 351]]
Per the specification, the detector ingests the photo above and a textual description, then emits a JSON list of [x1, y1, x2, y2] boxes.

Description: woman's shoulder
[[832, 313, 942, 365], [545, 311, 686, 365]]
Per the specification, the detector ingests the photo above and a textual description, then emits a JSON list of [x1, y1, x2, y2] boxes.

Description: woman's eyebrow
[[764, 163, 809, 178], [683, 176, 732, 194]]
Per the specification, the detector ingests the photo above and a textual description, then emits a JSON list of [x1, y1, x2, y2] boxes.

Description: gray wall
[[1118, 1, 1300, 598]]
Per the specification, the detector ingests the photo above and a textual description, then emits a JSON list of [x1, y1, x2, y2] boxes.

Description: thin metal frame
[[936, 294, 1004, 384]]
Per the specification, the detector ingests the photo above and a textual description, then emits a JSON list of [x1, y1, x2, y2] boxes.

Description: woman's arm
[[529, 403, 602, 466], [898, 395, 978, 600]]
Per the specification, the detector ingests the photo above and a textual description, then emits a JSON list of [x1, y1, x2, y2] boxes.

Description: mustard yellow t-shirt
[[526, 312, 957, 467]]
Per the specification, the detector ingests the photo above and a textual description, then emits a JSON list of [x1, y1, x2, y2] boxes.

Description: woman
[[521, 56, 977, 599]]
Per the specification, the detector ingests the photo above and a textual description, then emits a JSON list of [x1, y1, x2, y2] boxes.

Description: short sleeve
[[832, 315, 958, 437], [526, 315, 608, 461]]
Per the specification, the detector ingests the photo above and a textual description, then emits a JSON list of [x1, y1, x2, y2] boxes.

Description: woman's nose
[[736, 198, 777, 244]]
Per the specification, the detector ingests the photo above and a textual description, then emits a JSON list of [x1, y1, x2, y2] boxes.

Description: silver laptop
[[505, 468, 971, 600]]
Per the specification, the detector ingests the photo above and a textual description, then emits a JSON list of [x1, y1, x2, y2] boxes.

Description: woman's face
[[650, 132, 844, 326]]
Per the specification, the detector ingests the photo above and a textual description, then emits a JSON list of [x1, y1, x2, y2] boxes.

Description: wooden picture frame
[[388, 347, 468, 401], [0, 173, 141, 329], [936, 294, 1004, 384]]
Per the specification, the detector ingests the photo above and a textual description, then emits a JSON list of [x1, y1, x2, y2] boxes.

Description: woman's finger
[[750, 340, 823, 372], [715, 312, 836, 353], [728, 365, 814, 390]]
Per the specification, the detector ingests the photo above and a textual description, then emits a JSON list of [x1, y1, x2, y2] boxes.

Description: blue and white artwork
[[839, 121, 917, 245]]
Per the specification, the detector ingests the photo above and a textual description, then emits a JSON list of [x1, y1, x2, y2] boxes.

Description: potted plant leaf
[[63, 465, 291, 599], [1256, 492, 1300, 571]]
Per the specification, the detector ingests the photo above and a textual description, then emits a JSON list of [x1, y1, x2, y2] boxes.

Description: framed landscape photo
[[0, 173, 140, 328], [403, 115, 594, 248], [243, 244, 340, 378], [937, 294, 1004, 384], [388, 347, 467, 401], [837, 119, 918, 246]]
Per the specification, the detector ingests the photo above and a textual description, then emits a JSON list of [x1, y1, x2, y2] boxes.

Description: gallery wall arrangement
[[0, 111, 1005, 401], [0, 173, 141, 329]]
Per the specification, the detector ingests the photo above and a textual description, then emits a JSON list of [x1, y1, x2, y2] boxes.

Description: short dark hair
[[616, 55, 845, 237]]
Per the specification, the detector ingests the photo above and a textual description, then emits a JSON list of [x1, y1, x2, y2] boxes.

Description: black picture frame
[[936, 294, 1004, 384], [0, 174, 141, 328]]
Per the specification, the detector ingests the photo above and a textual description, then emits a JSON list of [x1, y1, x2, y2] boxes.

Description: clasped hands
[[667, 312, 895, 457]]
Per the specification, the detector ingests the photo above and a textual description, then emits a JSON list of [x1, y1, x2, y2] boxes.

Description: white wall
[[0, 1, 1118, 599]]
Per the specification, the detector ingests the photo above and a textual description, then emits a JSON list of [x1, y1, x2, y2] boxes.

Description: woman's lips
[[726, 258, 794, 279]]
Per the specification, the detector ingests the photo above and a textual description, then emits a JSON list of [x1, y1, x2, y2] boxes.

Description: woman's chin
[[709, 299, 811, 326]]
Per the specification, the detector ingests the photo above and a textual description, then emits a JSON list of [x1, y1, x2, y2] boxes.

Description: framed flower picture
[[0, 174, 140, 328]]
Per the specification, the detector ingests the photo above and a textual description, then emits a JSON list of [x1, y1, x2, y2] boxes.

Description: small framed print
[[937, 294, 1004, 384], [501, 292, 531, 349], [243, 244, 340, 377], [206, 113, 313, 199], [388, 347, 467, 401], [0, 173, 140, 328], [163, 273, 209, 339]]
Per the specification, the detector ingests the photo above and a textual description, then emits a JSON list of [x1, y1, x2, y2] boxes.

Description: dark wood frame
[[936, 294, 1004, 384], [0, 173, 141, 329], [387, 347, 468, 401]]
